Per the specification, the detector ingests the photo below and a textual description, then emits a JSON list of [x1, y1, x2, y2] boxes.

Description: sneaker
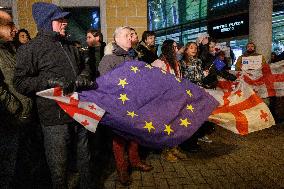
[[171, 147, 187, 159], [198, 136, 212, 143], [161, 149, 178, 162]]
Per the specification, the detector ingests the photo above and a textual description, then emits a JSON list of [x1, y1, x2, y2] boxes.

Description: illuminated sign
[[208, 13, 249, 39], [212, 0, 240, 8], [213, 20, 245, 32]]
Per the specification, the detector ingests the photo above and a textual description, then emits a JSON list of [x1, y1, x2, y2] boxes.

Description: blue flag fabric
[[213, 58, 226, 71], [79, 61, 219, 148]]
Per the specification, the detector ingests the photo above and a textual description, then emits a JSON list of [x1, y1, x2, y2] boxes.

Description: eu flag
[[79, 61, 219, 148]]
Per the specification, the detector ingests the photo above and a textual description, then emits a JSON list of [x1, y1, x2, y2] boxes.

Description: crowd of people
[[0, 2, 283, 189]]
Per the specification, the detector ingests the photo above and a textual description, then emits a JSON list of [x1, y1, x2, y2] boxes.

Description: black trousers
[[0, 121, 18, 189], [41, 122, 90, 189], [13, 121, 51, 189]]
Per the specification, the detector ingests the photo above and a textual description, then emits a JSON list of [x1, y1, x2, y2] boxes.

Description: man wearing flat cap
[[13, 2, 93, 189]]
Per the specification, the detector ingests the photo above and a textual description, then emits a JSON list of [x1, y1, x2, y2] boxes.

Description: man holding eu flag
[[98, 26, 153, 186]]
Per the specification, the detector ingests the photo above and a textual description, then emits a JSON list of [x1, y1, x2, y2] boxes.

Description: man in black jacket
[[85, 29, 106, 78], [13, 2, 93, 189], [136, 30, 158, 64]]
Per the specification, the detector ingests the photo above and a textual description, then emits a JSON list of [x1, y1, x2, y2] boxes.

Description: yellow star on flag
[[145, 64, 153, 69], [164, 124, 174, 136], [143, 121, 155, 133], [130, 66, 140, 73], [186, 89, 193, 97], [175, 77, 181, 82], [126, 111, 138, 118], [186, 104, 194, 112], [118, 78, 128, 88], [118, 93, 129, 104], [180, 118, 191, 127]]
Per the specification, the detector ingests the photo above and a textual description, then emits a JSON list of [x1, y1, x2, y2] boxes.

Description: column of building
[[249, 0, 273, 62]]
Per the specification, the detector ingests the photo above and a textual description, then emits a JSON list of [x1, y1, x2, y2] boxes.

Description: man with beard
[[235, 42, 266, 71], [85, 29, 106, 78]]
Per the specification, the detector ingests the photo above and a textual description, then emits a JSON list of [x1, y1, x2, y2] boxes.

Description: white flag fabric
[[206, 79, 275, 135], [235, 60, 284, 98], [36, 87, 105, 133]]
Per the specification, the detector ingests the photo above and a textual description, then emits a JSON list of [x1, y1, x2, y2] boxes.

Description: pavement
[[97, 124, 284, 189]]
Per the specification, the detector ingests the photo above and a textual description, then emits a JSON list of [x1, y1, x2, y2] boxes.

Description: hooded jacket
[[32, 2, 70, 32], [13, 4, 90, 126]]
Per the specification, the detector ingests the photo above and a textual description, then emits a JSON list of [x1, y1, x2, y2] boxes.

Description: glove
[[48, 77, 76, 95], [75, 74, 96, 90]]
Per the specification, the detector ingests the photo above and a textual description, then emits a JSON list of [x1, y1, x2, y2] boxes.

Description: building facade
[[0, 0, 147, 45], [148, 0, 284, 61]]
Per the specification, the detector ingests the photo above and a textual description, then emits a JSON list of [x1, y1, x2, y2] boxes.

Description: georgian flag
[[237, 60, 284, 98], [36, 87, 105, 133], [207, 79, 275, 135]]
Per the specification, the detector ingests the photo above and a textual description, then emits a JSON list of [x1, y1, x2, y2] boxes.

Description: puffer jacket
[[13, 31, 90, 126]]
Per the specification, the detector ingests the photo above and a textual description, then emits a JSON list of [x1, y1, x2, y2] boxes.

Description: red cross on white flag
[[36, 87, 105, 133], [207, 79, 275, 135], [238, 60, 284, 98]]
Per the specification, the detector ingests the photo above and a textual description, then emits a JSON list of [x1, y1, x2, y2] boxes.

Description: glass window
[[208, 0, 248, 18], [272, 11, 284, 54], [154, 24, 207, 56], [63, 7, 100, 46], [148, 0, 207, 30]]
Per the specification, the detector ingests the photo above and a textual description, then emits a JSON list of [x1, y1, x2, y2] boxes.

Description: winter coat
[[98, 43, 137, 76], [198, 44, 216, 70], [82, 42, 106, 78], [13, 31, 90, 126], [136, 41, 158, 64], [0, 40, 33, 121], [181, 57, 205, 86], [0, 70, 21, 119]]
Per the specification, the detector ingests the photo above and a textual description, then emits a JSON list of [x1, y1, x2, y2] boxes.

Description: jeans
[[41, 122, 90, 189]]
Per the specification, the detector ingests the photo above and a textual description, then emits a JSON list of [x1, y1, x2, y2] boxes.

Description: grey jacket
[[99, 43, 137, 75]]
